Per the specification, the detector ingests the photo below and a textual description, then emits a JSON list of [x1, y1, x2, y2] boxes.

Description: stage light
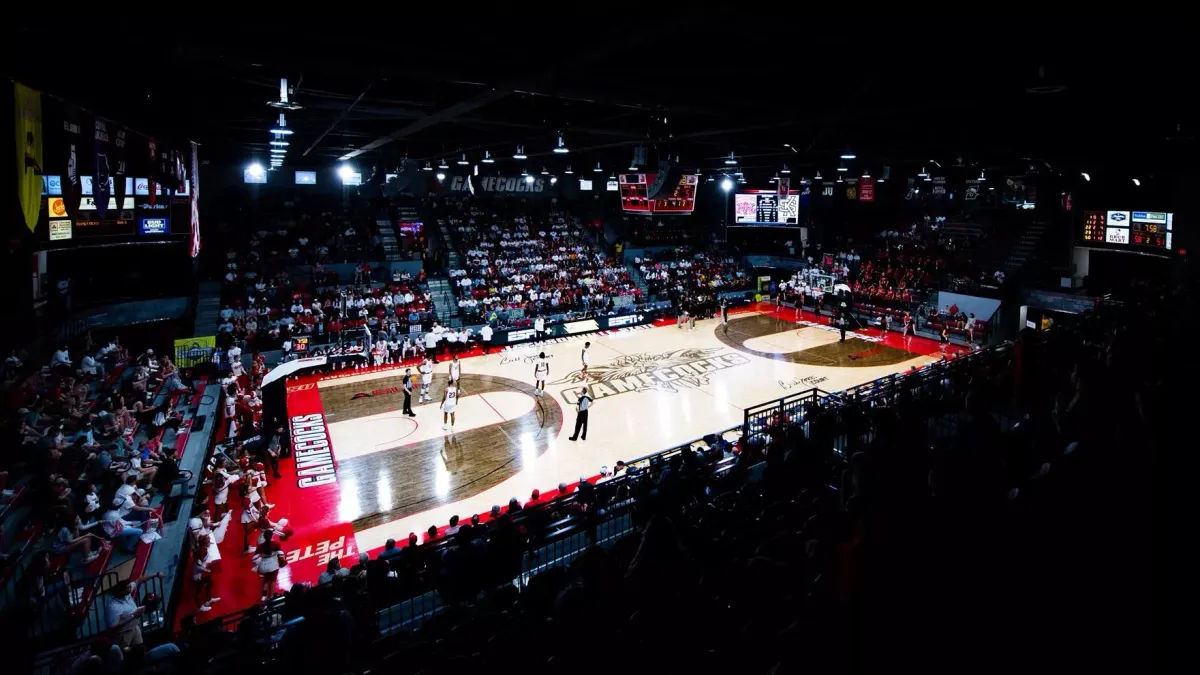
[[436, 172, 445, 181], [553, 135, 569, 154], [840, 146, 856, 160], [438, 158, 449, 169], [525, 174, 534, 184], [724, 152, 738, 166], [423, 162, 432, 171], [1081, 171, 1091, 182], [269, 140, 289, 146], [247, 162, 265, 178], [337, 164, 354, 181], [593, 162, 602, 172], [1132, 177, 1141, 186], [781, 164, 791, 174], [513, 145, 527, 160], [720, 178, 733, 191], [457, 153, 469, 166], [565, 165, 573, 174], [481, 151, 494, 164], [550, 176, 558, 185]]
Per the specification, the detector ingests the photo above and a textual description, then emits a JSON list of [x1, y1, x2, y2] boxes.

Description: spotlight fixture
[[481, 151, 495, 164], [553, 135, 569, 154], [513, 145, 527, 160], [525, 174, 534, 184], [457, 153, 469, 166], [337, 164, 354, 181], [724, 152, 738, 166], [550, 176, 558, 185], [564, 165, 573, 175], [593, 162, 603, 173], [1081, 171, 1090, 182], [422, 162, 433, 171], [438, 158, 449, 169], [781, 164, 791, 175], [720, 177, 734, 192], [840, 146, 856, 160]]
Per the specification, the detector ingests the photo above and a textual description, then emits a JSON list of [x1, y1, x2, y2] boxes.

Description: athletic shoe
[[198, 604, 212, 613]]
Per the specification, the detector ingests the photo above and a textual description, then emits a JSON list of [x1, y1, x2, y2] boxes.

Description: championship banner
[[777, 176, 790, 197], [112, 126, 129, 207], [147, 139, 157, 206], [932, 176, 947, 199], [859, 178, 875, 202], [174, 335, 216, 368], [93, 118, 111, 218], [61, 104, 83, 220], [14, 82, 44, 232], [189, 141, 201, 258]]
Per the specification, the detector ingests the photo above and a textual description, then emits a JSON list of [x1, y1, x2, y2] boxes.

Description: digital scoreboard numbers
[[1082, 210, 1173, 251], [1082, 211, 1106, 243]]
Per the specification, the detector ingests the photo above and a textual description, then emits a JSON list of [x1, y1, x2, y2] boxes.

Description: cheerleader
[[902, 312, 914, 346], [939, 325, 950, 355], [192, 534, 221, 612], [250, 354, 267, 389], [240, 496, 261, 554]]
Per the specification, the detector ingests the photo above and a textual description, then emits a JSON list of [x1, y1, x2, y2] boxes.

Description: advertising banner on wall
[[445, 174, 554, 196]]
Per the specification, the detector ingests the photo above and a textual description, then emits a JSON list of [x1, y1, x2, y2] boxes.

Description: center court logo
[[550, 347, 750, 404]]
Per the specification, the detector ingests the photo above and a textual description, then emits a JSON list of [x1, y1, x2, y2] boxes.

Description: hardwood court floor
[[315, 312, 947, 552]]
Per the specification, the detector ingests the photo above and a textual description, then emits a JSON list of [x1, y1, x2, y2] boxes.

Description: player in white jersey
[[419, 358, 434, 402], [441, 379, 461, 431], [580, 342, 591, 379], [448, 355, 461, 383], [533, 352, 550, 397]]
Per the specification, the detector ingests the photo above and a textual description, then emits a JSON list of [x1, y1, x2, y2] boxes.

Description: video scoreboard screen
[[1081, 210, 1173, 252], [734, 192, 801, 226], [619, 173, 698, 214]]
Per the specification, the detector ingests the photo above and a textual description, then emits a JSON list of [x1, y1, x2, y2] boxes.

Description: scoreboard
[[619, 173, 698, 215], [1081, 210, 1173, 252]]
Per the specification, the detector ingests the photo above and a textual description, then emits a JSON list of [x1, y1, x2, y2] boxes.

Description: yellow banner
[[14, 82, 43, 232], [174, 335, 216, 368]]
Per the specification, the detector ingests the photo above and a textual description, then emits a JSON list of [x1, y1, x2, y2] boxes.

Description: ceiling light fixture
[[564, 165, 573, 175], [553, 135, 569, 154], [422, 161, 432, 171], [436, 172, 446, 181], [481, 151, 494, 164], [724, 152, 738, 166], [814, 171, 824, 181], [550, 176, 558, 185], [269, 140, 289, 146], [513, 145, 527, 160], [840, 146, 856, 160], [438, 158, 449, 169], [525, 174, 534, 184], [540, 166, 549, 175], [337, 164, 354, 181], [837, 162, 848, 172], [978, 170, 986, 181], [918, 166, 929, 178], [721, 177, 733, 192], [457, 153, 469, 166], [593, 162, 602, 173], [862, 169, 871, 179], [781, 164, 791, 175]]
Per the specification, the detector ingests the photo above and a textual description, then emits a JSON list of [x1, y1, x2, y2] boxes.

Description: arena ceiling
[[6, 20, 1195, 184]]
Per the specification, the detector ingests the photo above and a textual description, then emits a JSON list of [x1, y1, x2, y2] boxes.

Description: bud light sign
[[139, 217, 170, 235]]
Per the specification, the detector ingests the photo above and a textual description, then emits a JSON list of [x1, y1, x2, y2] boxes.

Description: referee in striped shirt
[[568, 387, 592, 441]]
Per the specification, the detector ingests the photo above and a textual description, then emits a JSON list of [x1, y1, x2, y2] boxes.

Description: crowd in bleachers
[[127, 287, 1159, 674], [1, 334, 198, 641], [440, 200, 639, 325], [636, 247, 749, 298]]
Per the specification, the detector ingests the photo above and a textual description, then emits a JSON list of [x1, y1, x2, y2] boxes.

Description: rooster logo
[[549, 347, 728, 394]]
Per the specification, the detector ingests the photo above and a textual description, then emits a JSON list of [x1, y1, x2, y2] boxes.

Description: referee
[[568, 387, 592, 441], [401, 368, 416, 416]]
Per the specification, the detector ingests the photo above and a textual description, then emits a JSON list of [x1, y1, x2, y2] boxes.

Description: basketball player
[[441, 379, 461, 431], [533, 352, 550, 397], [720, 299, 729, 334], [580, 342, 591, 379], [534, 314, 546, 344], [448, 355, 461, 384], [419, 357, 434, 402], [902, 312, 914, 346]]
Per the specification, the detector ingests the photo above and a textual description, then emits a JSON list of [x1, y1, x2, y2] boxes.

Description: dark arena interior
[[0, 20, 1174, 674]]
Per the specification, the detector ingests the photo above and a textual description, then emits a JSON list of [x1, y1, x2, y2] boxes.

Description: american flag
[[189, 141, 201, 258]]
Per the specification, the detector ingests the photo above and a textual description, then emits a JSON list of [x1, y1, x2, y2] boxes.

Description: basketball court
[[184, 308, 963, 613]]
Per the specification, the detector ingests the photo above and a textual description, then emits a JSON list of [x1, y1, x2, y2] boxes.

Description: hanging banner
[[14, 82, 44, 232], [147, 139, 157, 206], [964, 179, 980, 201], [845, 185, 857, 200], [112, 126, 129, 207], [859, 177, 875, 202], [93, 118, 111, 218], [932, 176, 947, 199], [61, 105, 83, 220], [777, 175, 790, 197], [189, 141, 201, 258]]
